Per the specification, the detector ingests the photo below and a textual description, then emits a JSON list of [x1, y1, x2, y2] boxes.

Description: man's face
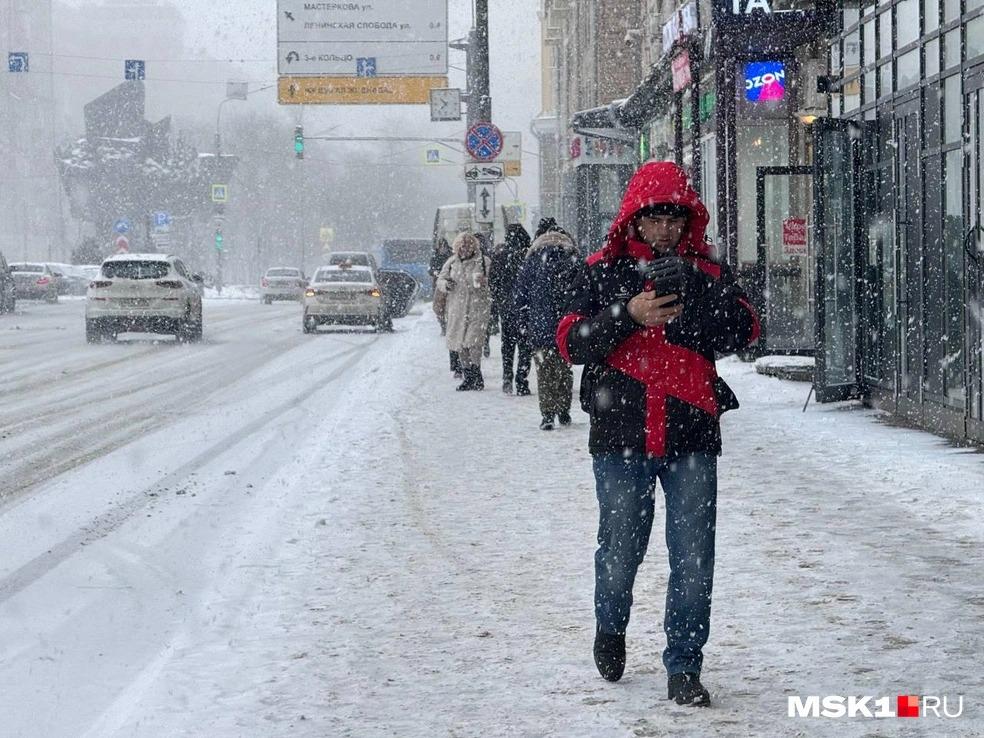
[[635, 214, 687, 254]]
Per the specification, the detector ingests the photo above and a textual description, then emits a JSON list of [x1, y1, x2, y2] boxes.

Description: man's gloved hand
[[640, 256, 692, 302]]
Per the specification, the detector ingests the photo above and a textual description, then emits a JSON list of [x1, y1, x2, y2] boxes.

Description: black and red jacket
[[556, 161, 761, 458]]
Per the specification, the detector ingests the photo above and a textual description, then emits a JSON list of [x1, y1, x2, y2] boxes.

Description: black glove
[[640, 256, 691, 302]]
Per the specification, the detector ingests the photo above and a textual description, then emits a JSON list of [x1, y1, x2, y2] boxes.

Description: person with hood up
[[435, 232, 493, 391], [556, 161, 760, 705], [513, 222, 580, 428], [490, 224, 534, 395]]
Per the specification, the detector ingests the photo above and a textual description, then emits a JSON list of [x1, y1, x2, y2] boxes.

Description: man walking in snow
[[556, 161, 760, 706]]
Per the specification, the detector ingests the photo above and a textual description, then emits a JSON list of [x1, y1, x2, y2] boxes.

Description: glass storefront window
[[968, 16, 984, 58], [736, 122, 789, 265], [944, 74, 962, 143], [969, 0, 984, 10], [943, 148, 965, 405], [879, 12, 892, 59], [944, 0, 960, 23], [897, 48, 920, 89], [878, 63, 893, 96], [864, 20, 876, 65], [831, 43, 842, 75], [924, 0, 940, 33], [863, 71, 876, 104], [925, 37, 940, 77], [944, 28, 961, 69], [897, 0, 920, 47]]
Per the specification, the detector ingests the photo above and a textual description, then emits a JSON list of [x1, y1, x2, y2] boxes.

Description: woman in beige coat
[[435, 232, 493, 390]]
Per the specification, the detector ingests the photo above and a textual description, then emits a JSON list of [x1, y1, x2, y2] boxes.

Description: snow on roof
[[103, 253, 171, 262]]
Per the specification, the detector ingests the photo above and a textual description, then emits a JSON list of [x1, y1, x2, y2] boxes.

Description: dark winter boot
[[667, 673, 710, 706], [473, 366, 485, 390], [515, 381, 531, 397], [558, 410, 572, 426], [502, 379, 513, 394], [593, 627, 626, 682], [539, 415, 554, 431], [456, 367, 476, 391]]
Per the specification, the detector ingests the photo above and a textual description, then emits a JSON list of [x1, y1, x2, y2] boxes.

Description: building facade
[[819, 0, 984, 443]]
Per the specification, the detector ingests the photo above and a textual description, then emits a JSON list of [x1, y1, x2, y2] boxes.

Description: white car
[[302, 264, 384, 333], [85, 253, 204, 343], [261, 266, 306, 303]]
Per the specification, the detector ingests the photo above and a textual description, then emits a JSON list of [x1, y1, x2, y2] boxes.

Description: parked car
[[9, 262, 58, 303], [302, 264, 384, 333], [0, 252, 15, 313], [48, 263, 90, 296], [326, 251, 378, 270], [261, 266, 306, 303], [85, 253, 204, 343]]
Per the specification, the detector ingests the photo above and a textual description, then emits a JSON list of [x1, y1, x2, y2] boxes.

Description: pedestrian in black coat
[[490, 224, 533, 394]]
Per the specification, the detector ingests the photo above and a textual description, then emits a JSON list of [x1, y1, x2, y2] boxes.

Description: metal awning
[[570, 60, 674, 138]]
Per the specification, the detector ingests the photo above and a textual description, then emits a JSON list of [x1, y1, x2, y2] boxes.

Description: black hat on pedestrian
[[635, 203, 691, 220]]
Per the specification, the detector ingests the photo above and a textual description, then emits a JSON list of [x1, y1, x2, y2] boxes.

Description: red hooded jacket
[[556, 161, 760, 458]]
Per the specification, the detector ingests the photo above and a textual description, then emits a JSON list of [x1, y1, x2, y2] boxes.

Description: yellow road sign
[[504, 161, 521, 177], [278, 76, 448, 105]]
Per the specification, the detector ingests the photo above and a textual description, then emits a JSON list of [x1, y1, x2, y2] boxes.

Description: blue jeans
[[593, 453, 717, 676]]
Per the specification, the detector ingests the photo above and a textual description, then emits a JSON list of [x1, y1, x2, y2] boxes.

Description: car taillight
[[155, 280, 183, 289], [36, 277, 50, 286], [90, 280, 112, 288], [368, 288, 381, 298], [261, 278, 269, 287]]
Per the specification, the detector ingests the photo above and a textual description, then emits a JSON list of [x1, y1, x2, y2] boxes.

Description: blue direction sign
[[113, 218, 132, 235], [356, 57, 377, 77], [8, 52, 29, 73], [124, 59, 146, 80], [465, 122, 504, 162], [153, 211, 171, 229]]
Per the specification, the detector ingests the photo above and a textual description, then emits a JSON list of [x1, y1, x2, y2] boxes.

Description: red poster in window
[[782, 218, 808, 255]]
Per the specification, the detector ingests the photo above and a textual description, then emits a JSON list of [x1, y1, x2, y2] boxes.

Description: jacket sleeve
[[435, 257, 453, 293], [556, 263, 640, 365], [665, 265, 760, 355]]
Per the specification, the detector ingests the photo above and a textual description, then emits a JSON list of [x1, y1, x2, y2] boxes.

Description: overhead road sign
[[278, 76, 448, 105], [466, 122, 504, 162], [276, 0, 448, 76], [475, 184, 496, 224], [464, 162, 504, 183], [278, 43, 447, 76], [277, 1, 447, 44]]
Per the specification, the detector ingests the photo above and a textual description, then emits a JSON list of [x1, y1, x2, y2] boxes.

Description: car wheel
[[303, 313, 317, 334], [86, 319, 104, 343], [46, 292, 58, 304], [264, 296, 272, 305]]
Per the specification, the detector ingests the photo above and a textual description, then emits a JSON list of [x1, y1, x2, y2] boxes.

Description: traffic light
[[294, 125, 304, 159], [214, 229, 224, 252]]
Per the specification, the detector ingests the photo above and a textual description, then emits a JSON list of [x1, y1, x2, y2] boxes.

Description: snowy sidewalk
[[127, 311, 984, 737]]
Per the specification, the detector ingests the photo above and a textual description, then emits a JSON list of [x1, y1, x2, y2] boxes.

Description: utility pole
[[463, 0, 491, 210]]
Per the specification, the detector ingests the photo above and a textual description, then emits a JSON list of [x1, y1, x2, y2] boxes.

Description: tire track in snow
[[0, 338, 373, 607]]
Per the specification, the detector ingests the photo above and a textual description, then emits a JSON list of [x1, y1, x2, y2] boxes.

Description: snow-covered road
[[1, 300, 983, 737]]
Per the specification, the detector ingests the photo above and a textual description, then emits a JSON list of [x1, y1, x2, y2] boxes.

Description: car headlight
[[369, 288, 381, 298], [305, 289, 316, 297]]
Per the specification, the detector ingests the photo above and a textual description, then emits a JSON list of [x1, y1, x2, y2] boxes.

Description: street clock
[[430, 88, 462, 122]]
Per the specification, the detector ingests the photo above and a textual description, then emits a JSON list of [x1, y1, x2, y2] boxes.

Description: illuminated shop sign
[[745, 61, 786, 101]]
